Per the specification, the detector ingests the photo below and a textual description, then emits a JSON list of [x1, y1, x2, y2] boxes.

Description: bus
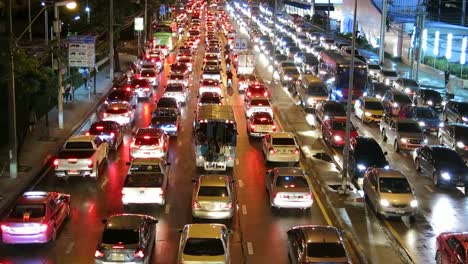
[[318, 50, 367, 102], [193, 105, 237, 171], [153, 21, 177, 51]]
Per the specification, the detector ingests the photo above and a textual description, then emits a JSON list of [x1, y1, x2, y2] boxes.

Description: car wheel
[[409, 215, 416, 223], [382, 130, 387, 141], [415, 158, 421, 171], [51, 226, 57, 242], [435, 250, 442, 264], [432, 172, 441, 188], [95, 163, 99, 179], [394, 140, 400, 153], [66, 205, 71, 219]]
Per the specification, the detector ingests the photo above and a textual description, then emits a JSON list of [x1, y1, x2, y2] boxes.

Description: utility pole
[[54, 5, 64, 129], [340, 0, 358, 194], [379, 0, 388, 65], [327, 0, 331, 33], [8, 0, 18, 179], [28, 0, 32, 41], [45, 8, 49, 45], [144, 0, 148, 43], [415, 3, 426, 81], [110, 0, 114, 80], [462, 0, 466, 26]]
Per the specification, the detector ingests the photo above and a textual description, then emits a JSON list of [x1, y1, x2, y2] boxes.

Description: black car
[[443, 100, 468, 124], [105, 90, 137, 107], [198, 92, 222, 106], [301, 53, 319, 74], [414, 145, 468, 190], [438, 123, 468, 158], [156, 97, 180, 113], [170, 63, 189, 75], [87, 121, 123, 150], [414, 89, 444, 111], [95, 214, 158, 263], [364, 82, 392, 99], [315, 101, 346, 122], [151, 108, 180, 137], [349, 136, 389, 179]]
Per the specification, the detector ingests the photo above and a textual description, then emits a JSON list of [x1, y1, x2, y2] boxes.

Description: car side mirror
[[102, 219, 108, 224], [125, 161, 131, 166], [177, 229, 183, 234], [191, 178, 197, 183], [166, 162, 171, 166]]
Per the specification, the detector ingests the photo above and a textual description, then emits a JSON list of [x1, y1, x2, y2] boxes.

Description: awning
[[314, 3, 335, 11], [283, 0, 312, 10]]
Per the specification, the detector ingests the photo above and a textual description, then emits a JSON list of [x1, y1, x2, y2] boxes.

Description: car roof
[[107, 102, 129, 109], [372, 168, 405, 179], [275, 167, 304, 176], [106, 214, 150, 229], [68, 135, 97, 142], [199, 174, 230, 187], [185, 223, 226, 239], [269, 132, 295, 138], [395, 118, 418, 124], [362, 96, 381, 102], [291, 225, 341, 243], [17, 191, 55, 204]]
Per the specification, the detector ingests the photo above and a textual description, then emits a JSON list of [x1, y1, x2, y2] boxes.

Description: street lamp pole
[[45, 8, 49, 45], [28, 0, 33, 41], [8, 0, 18, 179], [110, 0, 115, 80], [144, 0, 148, 43], [54, 4, 64, 129], [462, 0, 466, 26], [379, 0, 388, 65]]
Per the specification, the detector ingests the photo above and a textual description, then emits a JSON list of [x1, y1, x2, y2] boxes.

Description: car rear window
[[102, 229, 139, 244], [165, 85, 183, 93], [250, 99, 270, 106], [198, 186, 228, 197], [129, 164, 162, 173], [183, 238, 225, 256], [307, 85, 327, 96], [65, 142, 94, 149], [134, 137, 160, 146], [106, 108, 128, 114], [307, 242, 347, 258], [157, 99, 177, 108], [10, 204, 45, 218], [272, 137, 295, 145], [253, 114, 273, 124], [124, 173, 164, 188], [90, 123, 113, 133], [141, 70, 156, 77], [275, 176, 308, 188]]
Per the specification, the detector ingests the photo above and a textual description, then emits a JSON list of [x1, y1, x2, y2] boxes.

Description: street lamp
[[54, 0, 77, 130]]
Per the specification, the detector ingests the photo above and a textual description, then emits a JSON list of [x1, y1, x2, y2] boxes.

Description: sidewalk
[[0, 54, 135, 217]]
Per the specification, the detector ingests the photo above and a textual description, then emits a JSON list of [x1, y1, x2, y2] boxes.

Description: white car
[[177, 224, 231, 264], [199, 78, 222, 95], [262, 132, 300, 164], [168, 73, 189, 88], [130, 128, 169, 159], [164, 83, 187, 104], [102, 103, 134, 126], [139, 68, 158, 86], [244, 97, 273, 118], [265, 167, 313, 209], [378, 69, 399, 86]]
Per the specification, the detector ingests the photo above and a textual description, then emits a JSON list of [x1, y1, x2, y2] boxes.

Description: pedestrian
[[81, 68, 89, 89], [225, 57, 231, 72], [445, 70, 454, 99], [28, 107, 37, 133]]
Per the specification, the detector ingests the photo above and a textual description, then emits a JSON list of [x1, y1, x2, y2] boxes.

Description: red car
[[322, 117, 358, 147], [436, 232, 468, 264], [1, 191, 71, 244], [245, 83, 270, 99]]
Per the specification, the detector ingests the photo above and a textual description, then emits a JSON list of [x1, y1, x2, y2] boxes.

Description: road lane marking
[[235, 158, 239, 165], [242, 204, 247, 215], [100, 178, 108, 189], [424, 185, 434, 193], [383, 220, 417, 263], [65, 242, 75, 254], [301, 163, 333, 226], [247, 242, 254, 255], [165, 204, 170, 214], [238, 179, 244, 188]]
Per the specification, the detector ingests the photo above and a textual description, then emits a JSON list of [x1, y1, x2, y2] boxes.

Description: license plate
[[140, 190, 145, 194], [144, 152, 151, 155], [68, 170, 79, 175], [396, 209, 405, 214], [112, 253, 125, 261]]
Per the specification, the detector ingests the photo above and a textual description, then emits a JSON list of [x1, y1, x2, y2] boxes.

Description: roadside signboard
[[67, 36, 96, 68], [134, 17, 144, 31], [234, 38, 248, 51]]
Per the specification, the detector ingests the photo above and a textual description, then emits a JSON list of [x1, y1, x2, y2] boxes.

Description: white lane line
[[165, 204, 171, 214], [424, 185, 434, 193], [247, 242, 254, 255], [242, 204, 247, 215], [65, 242, 75, 254], [235, 158, 239, 165], [238, 179, 244, 188], [100, 178, 108, 189]]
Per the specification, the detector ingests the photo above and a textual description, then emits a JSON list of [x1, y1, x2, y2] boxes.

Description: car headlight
[[357, 164, 366, 171], [284, 75, 292, 81], [463, 117, 468, 122], [324, 115, 330, 120], [384, 165, 390, 169], [439, 122, 444, 128], [336, 90, 343, 98], [441, 172, 451, 180], [376, 94, 382, 99], [365, 112, 372, 117], [333, 135, 342, 141], [423, 138, 428, 144], [427, 100, 433, 106], [393, 102, 399, 108], [307, 98, 315, 106], [380, 199, 390, 207], [410, 200, 418, 208], [456, 141, 465, 148], [385, 79, 390, 85], [400, 138, 408, 143], [418, 121, 425, 127], [404, 88, 411, 94], [442, 101, 447, 106]]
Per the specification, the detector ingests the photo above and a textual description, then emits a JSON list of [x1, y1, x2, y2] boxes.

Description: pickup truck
[[379, 117, 427, 153], [53, 135, 109, 179]]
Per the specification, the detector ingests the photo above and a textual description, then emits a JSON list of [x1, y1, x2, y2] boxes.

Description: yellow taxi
[[354, 96, 385, 123]]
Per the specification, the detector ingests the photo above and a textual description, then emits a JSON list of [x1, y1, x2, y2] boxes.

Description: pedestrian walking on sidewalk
[[445, 70, 454, 99], [28, 107, 37, 133], [64, 82, 72, 103]]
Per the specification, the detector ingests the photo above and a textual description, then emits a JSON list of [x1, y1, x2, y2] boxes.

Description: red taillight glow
[[144, 87, 150, 91], [39, 224, 48, 232], [110, 132, 115, 138], [112, 245, 124, 249], [247, 92, 251, 96], [193, 201, 201, 208], [305, 194, 313, 200], [85, 132, 90, 136], [126, 87, 131, 92], [250, 124, 255, 129], [87, 159, 93, 168], [294, 148, 300, 154], [96, 126, 104, 130], [143, 135, 151, 139], [1, 224, 9, 231], [264, 91, 268, 96], [134, 250, 145, 258], [95, 250, 104, 258], [104, 113, 109, 117], [272, 125, 276, 131], [225, 202, 232, 209], [269, 148, 275, 154], [53, 159, 59, 166]]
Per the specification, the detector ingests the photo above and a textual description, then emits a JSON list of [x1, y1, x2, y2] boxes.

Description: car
[[245, 83, 270, 99], [237, 74, 258, 92], [265, 167, 313, 210], [130, 128, 169, 159], [367, 63, 382, 79], [377, 69, 399, 85], [122, 158, 170, 205], [198, 92, 223, 106], [300, 53, 319, 74], [287, 225, 350, 264], [354, 97, 385, 123], [274, 54, 288, 66], [102, 102, 135, 127], [151, 108, 180, 136], [311, 46, 325, 58], [438, 123, 468, 158], [177, 223, 231, 264], [247, 112, 276, 137], [315, 100, 347, 123], [362, 168, 418, 220], [295, 75, 328, 111], [380, 117, 427, 152], [164, 83, 187, 105], [170, 62, 189, 75], [286, 46, 302, 60], [320, 38, 336, 50], [279, 66, 301, 86], [177, 56, 193, 72], [139, 68, 158, 86], [244, 97, 273, 118], [364, 82, 392, 99], [414, 88, 445, 111], [199, 78, 222, 95], [414, 145, 468, 190], [393, 77, 420, 96], [262, 132, 300, 164], [202, 62, 222, 81], [435, 232, 468, 264], [410, 107, 442, 133], [105, 90, 137, 108], [128, 79, 152, 99], [95, 214, 158, 263], [348, 136, 389, 179], [322, 117, 358, 147], [86, 121, 124, 150], [191, 174, 236, 220], [156, 97, 180, 113], [1, 191, 70, 244], [168, 73, 189, 88], [381, 90, 413, 116], [443, 100, 468, 123]]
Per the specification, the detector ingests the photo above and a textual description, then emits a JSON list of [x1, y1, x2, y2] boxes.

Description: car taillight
[[85, 132, 90, 136], [272, 125, 276, 131], [264, 91, 268, 96], [294, 148, 300, 154], [269, 148, 275, 154], [304, 193, 313, 200], [121, 189, 127, 195], [225, 202, 232, 209], [87, 159, 93, 168], [110, 132, 115, 138], [144, 87, 150, 91], [193, 201, 201, 208], [112, 245, 124, 249], [123, 112, 129, 117], [250, 124, 255, 130], [1, 224, 9, 231], [134, 250, 145, 258], [39, 224, 48, 232], [247, 92, 251, 96], [53, 159, 59, 167], [95, 250, 104, 258], [103, 113, 108, 117]]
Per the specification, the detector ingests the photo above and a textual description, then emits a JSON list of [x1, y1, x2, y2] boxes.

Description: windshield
[[282, 62, 296, 68], [424, 90, 442, 100], [284, 68, 299, 75], [307, 85, 327, 95], [379, 178, 412, 194], [198, 186, 228, 196], [394, 94, 412, 104], [200, 94, 221, 104], [368, 64, 381, 70], [365, 101, 384, 110], [165, 85, 183, 92], [324, 104, 346, 115], [272, 137, 296, 145], [403, 79, 418, 86], [433, 148, 466, 166], [398, 122, 422, 133], [458, 103, 468, 114], [455, 127, 468, 141], [307, 242, 347, 258], [102, 229, 139, 244], [141, 70, 156, 77], [415, 108, 437, 119], [382, 71, 398, 77], [251, 99, 270, 106], [10, 204, 45, 218], [354, 143, 387, 166], [124, 173, 164, 188], [183, 238, 225, 256], [275, 176, 308, 188]]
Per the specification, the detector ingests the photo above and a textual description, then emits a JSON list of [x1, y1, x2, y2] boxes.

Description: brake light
[[123, 112, 129, 117], [144, 135, 151, 139], [96, 126, 104, 130], [264, 91, 268, 97], [247, 92, 251, 96], [112, 245, 124, 249], [103, 113, 108, 117], [304, 193, 313, 200], [146, 55, 150, 59], [250, 124, 255, 130], [110, 132, 115, 138], [126, 87, 131, 92], [294, 148, 300, 154], [225, 202, 232, 209], [144, 87, 150, 91], [193, 201, 201, 208], [134, 250, 145, 258], [269, 148, 276, 154], [95, 250, 104, 258], [1, 224, 9, 231], [87, 159, 93, 168], [39, 224, 48, 232], [67, 158, 78, 162], [272, 125, 276, 131]]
